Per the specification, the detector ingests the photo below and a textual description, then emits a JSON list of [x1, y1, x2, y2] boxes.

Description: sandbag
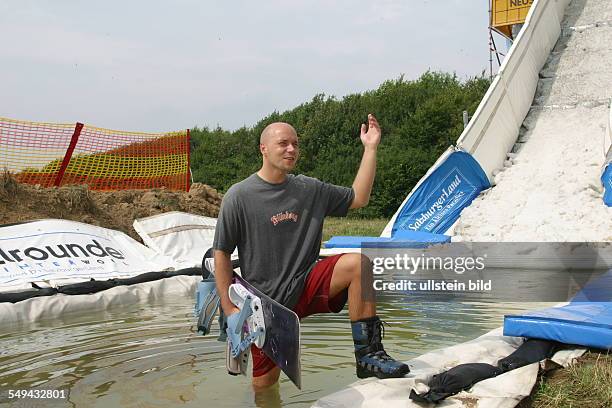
[[0, 287, 58, 303], [409, 363, 502, 404], [113, 271, 168, 286], [57, 279, 117, 295], [497, 338, 560, 372]]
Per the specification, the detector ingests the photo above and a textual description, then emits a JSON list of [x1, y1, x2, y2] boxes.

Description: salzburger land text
[[408, 173, 463, 231]]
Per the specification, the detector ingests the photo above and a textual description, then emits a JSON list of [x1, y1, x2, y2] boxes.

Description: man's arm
[[214, 249, 239, 316], [350, 114, 381, 209]]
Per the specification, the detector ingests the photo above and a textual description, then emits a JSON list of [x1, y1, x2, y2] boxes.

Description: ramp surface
[[454, 0, 612, 242]]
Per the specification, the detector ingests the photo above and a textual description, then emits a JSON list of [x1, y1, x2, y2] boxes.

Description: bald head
[[258, 121, 300, 174], [260, 122, 297, 145]]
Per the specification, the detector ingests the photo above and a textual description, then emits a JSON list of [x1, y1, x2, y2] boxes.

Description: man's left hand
[[359, 114, 381, 149]]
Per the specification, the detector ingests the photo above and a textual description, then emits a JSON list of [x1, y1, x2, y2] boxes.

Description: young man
[[213, 114, 409, 388]]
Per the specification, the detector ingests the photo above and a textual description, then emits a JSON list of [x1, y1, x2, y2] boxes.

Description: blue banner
[[603, 163, 612, 207], [392, 151, 490, 235]]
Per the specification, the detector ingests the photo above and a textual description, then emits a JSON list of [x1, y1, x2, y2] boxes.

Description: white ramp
[[382, 0, 572, 238], [454, 0, 612, 242]]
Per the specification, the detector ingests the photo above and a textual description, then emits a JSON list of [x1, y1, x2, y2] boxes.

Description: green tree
[[190, 71, 490, 218]]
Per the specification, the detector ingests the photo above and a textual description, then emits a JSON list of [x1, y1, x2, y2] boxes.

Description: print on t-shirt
[[270, 211, 299, 226]]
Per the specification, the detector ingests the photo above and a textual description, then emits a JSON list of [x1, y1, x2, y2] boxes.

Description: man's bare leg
[[329, 253, 376, 320], [329, 253, 409, 379], [253, 380, 282, 407], [252, 367, 281, 389]]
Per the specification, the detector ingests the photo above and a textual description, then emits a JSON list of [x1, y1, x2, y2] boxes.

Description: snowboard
[[233, 273, 301, 389], [200, 250, 301, 389]]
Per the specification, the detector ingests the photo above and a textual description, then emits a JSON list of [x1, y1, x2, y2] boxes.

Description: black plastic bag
[[410, 363, 502, 404], [497, 338, 560, 372]]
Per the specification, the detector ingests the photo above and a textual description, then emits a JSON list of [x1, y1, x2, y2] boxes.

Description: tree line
[[190, 71, 490, 218]]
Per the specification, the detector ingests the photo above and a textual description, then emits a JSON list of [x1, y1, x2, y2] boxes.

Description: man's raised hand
[[359, 114, 381, 148]]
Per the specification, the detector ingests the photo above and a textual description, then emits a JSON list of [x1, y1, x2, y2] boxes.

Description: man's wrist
[[364, 145, 378, 153], [220, 298, 237, 315]]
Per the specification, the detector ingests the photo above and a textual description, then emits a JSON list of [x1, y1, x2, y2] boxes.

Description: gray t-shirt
[[213, 173, 354, 308]]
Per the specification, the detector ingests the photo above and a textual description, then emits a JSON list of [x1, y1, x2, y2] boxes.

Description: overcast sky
[[1, 1, 493, 133]]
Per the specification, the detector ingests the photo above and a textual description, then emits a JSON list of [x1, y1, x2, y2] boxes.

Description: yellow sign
[[491, 0, 534, 38]]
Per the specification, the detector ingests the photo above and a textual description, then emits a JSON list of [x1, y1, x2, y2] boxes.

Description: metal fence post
[[54, 122, 83, 187], [186, 128, 191, 192]]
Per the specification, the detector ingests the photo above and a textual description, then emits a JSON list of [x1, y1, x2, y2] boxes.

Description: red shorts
[[251, 254, 348, 377]]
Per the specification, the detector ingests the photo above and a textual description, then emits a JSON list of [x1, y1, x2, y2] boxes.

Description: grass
[[523, 351, 612, 408], [321, 217, 389, 243]]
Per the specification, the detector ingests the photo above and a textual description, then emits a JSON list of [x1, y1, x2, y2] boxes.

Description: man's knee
[[343, 253, 373, 280], [252, 367, 281, 388], [330, 253, 374, 298]]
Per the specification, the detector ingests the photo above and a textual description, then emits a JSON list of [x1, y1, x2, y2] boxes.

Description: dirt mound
[[0, 172, 221, 241]]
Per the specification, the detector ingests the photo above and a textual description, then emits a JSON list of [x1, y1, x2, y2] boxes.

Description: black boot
[[351, 316, 410, 379]]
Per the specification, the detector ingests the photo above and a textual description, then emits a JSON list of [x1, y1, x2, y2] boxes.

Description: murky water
[[0, 287, 552, 408]]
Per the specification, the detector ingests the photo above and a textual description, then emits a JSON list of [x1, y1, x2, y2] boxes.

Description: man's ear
[[259, 143, 266, 156]]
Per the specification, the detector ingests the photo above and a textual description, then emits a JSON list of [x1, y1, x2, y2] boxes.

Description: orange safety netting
[[0, 117, 190, 191]]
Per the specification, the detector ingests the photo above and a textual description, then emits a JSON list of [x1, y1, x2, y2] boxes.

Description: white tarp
[[312, 327, 585, 408], [133, 211, 217, 267], [0, 219, 177, 293], [0, 275, 199, 327], [0, 219, 201, 326]]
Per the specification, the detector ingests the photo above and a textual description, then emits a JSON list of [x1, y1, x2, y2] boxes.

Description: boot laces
[[371, 349, 393, 361], [370, 319, 390, 345]]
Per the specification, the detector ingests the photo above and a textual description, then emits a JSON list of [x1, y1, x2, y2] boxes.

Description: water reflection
[[0, 288, 553, 407]]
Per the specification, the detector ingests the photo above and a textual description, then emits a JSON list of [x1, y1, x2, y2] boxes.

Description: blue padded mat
[[324, 230, 450, 249], [504, 271, 612, 350]]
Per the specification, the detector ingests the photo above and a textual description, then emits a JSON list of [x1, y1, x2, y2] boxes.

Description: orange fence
[[0, 117, 190, 191]]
